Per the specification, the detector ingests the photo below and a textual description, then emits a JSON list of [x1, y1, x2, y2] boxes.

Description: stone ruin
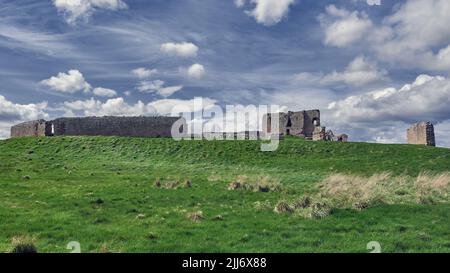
[[10, 116, 186, 139], [10, 110, 350, 142], [407, 121, 436, 146], [263, 110, 348, 142]]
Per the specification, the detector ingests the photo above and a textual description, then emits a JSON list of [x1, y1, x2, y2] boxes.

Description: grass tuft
[[10, 235, 37, 253], [187, 211, 204, 222]]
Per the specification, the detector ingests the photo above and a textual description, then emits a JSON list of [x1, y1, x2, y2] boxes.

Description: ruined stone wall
[[263, 110, 320, 138], [11, 120, 48, 138], [302, 110, 320, 137], [407, 122, 435, 146], [10, 116, 186, 138], [50, 116, 185, 138]]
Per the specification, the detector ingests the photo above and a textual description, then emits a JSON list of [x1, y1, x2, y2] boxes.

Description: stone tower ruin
[[407, 121, 435, 146], [263, 110, 321, 138]]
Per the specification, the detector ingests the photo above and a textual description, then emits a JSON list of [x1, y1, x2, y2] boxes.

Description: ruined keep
[[263, 110, 321, 138], [11, 116, 186, 138], [407, 121, 436, 146], [10, 120, 49, 137]]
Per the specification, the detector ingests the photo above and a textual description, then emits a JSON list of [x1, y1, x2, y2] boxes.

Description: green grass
[[0, 136, 449, 253]]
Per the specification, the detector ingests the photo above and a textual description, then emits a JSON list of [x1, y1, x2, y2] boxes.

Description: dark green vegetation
[[0, 136, 449, 253]]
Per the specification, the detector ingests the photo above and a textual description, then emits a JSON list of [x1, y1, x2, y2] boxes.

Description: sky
[[1, 0, 450, 147]]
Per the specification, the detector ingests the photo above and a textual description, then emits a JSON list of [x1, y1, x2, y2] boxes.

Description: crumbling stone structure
[[263, 109, 348, 142], [407, 121, 435, 146], [313, 126, 327, 141], [336, 134, 348, 142], [263, 110, 321, 138], [11, 116, 186, 138], [10, 120, 49, 138]]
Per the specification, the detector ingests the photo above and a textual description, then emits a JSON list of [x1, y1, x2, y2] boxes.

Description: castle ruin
[[407, 121, 436, 146], [11, 116, 186, 138], [263, 110, 321, 139], [263, 110, 348, 142]]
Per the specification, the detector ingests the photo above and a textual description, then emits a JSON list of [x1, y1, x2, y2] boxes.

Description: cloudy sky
[[1, 0, 450, 147]]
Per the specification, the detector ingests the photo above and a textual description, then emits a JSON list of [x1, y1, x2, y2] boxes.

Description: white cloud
[[234, 0, 246, 8], [187, 64, 206, 79], [0, 22, 77, 58], [149, 97, 218, 116], [0, 95, 49, 138], [320, 1, 450, 71], [295, 56, 387, 87], [321, 56, 388, 86], [137, 80, 183, 97], [131, 67, 157, 79], [237, 0, 295, 26], [63, 97, 217, 117], [0, 95, 49, 123], [64, 97, 152, 116], [328, 74, 450, 125], [157, 86, 184, 97], [93, 87, 117, 97], [160, 42, 199, 57], [53, 0, 128, 25], [319, 5, 373, 47], [41, 69, 92, 94], [319, 74, 450, 147]]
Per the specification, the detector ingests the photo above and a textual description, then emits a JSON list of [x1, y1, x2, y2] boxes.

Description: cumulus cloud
[[40, 70, 124, 97], [320, 1, 450, 71], [63, 97, 217, 117], [319, 5, 373, 47], [328, 74, 450, 125], [64, 97, 153, 116], [41, 69, 92, 94], [131, 67, 157, 79], [321, 74, 450, 146], [93, 87, 117, 97], [186, 64, 206, 79], [321, 56, 388, 86], [160, 42, 199, 57], [0, 95, 49, 138], [137, 80, 183, 97], [237, 0, 295, 26], [295, 56, 387, 87], [53, 0, 128, 25]]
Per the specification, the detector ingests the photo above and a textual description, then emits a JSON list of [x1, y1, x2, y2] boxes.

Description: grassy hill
[[0, 136, 449, 253]]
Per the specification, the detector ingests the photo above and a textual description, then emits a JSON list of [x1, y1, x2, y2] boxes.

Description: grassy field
[[0, 136, 449, 253]]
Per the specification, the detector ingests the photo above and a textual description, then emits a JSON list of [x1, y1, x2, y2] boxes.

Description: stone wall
[[264, 110, 320, 138], [11, 116, 186, 138], [407, 122, 436, 146], [11, 120, 48, 138]]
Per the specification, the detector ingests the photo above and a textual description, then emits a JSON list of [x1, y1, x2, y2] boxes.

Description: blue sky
[[1, 0, 450, 147]]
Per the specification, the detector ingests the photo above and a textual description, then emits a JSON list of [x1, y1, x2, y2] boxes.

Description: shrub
[[10, 235, 37, 253], [274, 201, 294, 214], [310, 202, 332, 219], [292, 196, 311, 209]]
